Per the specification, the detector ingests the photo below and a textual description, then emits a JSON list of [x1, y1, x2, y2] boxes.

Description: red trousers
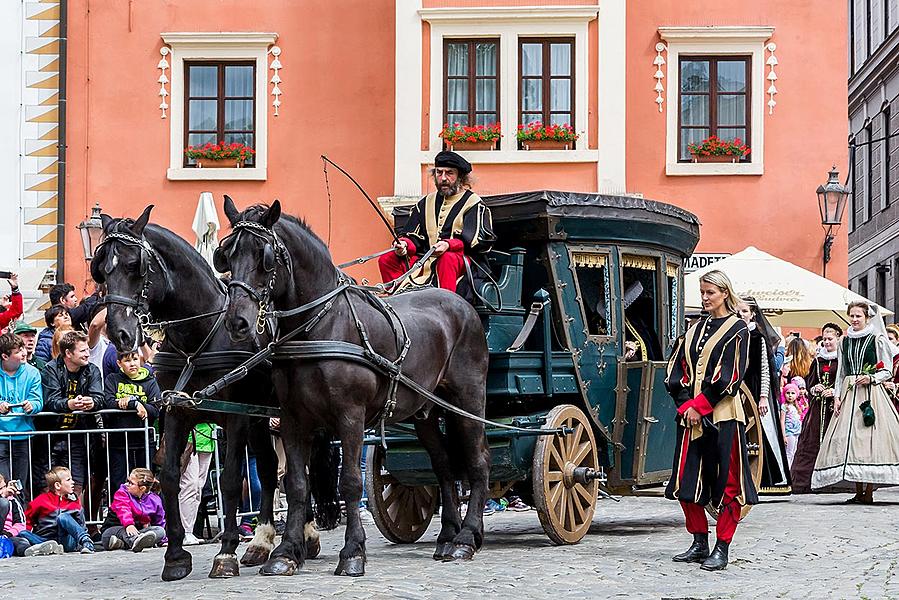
[[679, 428, 743, 543], [378, 250, 467, 293]]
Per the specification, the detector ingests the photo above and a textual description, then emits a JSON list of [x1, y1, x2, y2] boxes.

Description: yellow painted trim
[[28, 39, 59, 55], [40, 23, 60, 38], [27, 142, 56, 157], [40, 93, 58, 106], [26, 211, 58, 226], [39, 127, 59, 141], [25, 246, 58, 260], [40, 58, 59, 72], [38, 194, 58, 208], [27, 74, 59, 90], [28, 5, 60, 20], [38, 161, 58, 173], [37, 229, 58, 243], [27, 177, 57, 192], [27, 107, 58, 123]]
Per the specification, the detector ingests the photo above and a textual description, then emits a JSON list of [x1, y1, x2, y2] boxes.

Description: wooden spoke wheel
[[706, 390, 764, 522], [364, 445, 438, 544], [532, 404, 600, 545]]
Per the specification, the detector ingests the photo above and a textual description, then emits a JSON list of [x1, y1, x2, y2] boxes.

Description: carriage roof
[[482, 190, 701, 257]]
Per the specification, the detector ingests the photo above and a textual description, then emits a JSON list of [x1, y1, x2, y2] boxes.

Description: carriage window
[[572, 253, 611, 336], [622, 255, 663, 361], [667, 263, 680, 342]]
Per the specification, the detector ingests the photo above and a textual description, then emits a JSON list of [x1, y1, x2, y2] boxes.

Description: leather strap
[[507, 298, 550, 352]]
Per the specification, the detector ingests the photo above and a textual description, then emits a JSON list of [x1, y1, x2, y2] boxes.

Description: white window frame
[[659, 26, 773, 176], [161, 32, 276, 181], [392, 4, 626, 197]]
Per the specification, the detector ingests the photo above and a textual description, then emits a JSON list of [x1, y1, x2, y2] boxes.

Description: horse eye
[[125, 259, 141, 272]]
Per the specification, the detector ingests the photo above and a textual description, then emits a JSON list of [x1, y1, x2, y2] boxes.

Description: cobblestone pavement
[[3, 488, 899, 599]]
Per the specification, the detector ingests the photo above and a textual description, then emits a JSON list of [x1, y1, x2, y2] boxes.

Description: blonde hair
[[129, 467, 161, 494], [887, 324, 899, 340], [45, 466, 70, 490], [51, 325, 74, 359], [699, 270, 740, 314]]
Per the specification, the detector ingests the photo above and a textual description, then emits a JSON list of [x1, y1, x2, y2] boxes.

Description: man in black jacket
[[36, 331, 102, 496], [49, 283, 101, 332]]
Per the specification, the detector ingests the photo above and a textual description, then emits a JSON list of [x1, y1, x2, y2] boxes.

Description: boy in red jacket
[[22, 466, 94, 553]]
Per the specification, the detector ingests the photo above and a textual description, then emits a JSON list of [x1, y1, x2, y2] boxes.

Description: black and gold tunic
[[664, 315, 758, 508], [399, 190, 495, 287]]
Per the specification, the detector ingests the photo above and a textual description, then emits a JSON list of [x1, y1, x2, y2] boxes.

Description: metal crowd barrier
[[0, 409, 153, 526]]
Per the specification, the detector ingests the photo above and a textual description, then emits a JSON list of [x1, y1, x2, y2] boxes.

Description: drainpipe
[[56, 0, 68, 284]]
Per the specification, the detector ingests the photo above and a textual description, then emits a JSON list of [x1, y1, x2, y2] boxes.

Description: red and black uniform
[[665, 314, 757, 543], [790, 352, 839, 493], [379, 190, 495, 293]]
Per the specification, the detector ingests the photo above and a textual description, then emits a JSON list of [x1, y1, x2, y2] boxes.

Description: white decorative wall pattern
[[269, 45, 282, 116], [654, 42, 667, 113], [766, 42, 778, 115], [158, 46, 171, 118]]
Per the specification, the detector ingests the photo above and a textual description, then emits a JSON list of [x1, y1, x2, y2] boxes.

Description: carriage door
[[615, 253, 674, 485]]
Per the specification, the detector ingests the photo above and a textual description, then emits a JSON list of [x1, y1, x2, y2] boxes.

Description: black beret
[[434, 150, 472, 175]]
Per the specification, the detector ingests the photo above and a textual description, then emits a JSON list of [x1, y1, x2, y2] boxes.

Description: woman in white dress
[[811, 301, 899, 503]]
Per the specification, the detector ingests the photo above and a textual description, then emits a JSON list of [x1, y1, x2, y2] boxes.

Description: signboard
[[684, 253, 731, 273]]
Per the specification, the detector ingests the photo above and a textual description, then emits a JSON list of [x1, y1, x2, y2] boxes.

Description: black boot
[[672, 533, 710, 563], [700, 540, 730, 571]]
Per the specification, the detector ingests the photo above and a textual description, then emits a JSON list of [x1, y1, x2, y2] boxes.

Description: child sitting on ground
[[22, 466, 94, 553], [0, 474, 57, 556], [102, 350, 160, 488], [101, 467, 166, 552]]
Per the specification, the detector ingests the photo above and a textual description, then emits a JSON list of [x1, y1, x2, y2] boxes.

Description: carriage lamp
[[77, 202, 104, 261], [816, 166, 849, 278]]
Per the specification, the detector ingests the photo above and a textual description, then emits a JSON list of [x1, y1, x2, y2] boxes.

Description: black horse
[[217, 196, 491, 577], [91, 206, 339, 581]]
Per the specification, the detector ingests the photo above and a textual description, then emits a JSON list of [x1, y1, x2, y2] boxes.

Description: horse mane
[[238, 203, 334, 264]]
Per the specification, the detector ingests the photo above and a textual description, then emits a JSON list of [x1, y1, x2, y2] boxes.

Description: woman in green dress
[[811, 301, 899, 503]]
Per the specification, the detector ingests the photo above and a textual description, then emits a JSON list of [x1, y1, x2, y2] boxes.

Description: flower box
[[196, 158, 243, 168], [517, 122, 579, 151], [185, 141, 255, 168], [449, 139, 497, 151], [440, 123, 501, 151], [523, 140, 572, 151], [691, 154, 739, 164]]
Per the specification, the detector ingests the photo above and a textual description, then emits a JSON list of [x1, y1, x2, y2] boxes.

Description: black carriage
[[365, 190, 763, 545]]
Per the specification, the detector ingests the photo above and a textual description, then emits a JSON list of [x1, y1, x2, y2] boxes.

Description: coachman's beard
[[436, 180, 462, 196]]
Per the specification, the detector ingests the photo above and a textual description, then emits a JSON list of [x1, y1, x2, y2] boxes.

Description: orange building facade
[[61, 1, 849, 286]]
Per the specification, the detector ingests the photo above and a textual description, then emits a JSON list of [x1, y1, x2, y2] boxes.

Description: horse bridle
[[96, 231, 168, 333], [217, 220, 292, 335]]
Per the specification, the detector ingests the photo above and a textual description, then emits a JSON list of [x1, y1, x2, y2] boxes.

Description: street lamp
[[816, 166, 849, 278], [76, 203, 104, 261]]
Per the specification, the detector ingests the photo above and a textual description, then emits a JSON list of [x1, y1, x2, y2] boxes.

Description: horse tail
[[309, 429, 341, 531]]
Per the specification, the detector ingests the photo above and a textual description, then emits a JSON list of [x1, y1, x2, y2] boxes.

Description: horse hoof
[[445, 544, 476, 562], [334, 556, 366, 577], [306, 536, 321, 560], [208, 554, 240, 578], [259, 556, 298, 576], [161, 557, 193, 581], [433, 542, 454, 561], [240, 545, 271, 567]]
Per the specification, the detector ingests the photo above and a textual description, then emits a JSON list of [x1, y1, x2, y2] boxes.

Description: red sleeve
[[676, 393, 714, 417], [444, 238, 465, 252], [24, 493, 48, 530], [0, 293, 22, 328], [400, 237, 417, 256]]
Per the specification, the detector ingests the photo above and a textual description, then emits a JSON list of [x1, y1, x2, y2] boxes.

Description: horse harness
[[184, 219, 554, 439]]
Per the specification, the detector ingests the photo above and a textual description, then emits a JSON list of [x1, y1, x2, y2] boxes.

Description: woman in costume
[[736, 297, 791, 495], [885, 324, 899, 412], [665, 270, 756, 572], [790, 323, 842, 493], [812, 302, 899, 503]]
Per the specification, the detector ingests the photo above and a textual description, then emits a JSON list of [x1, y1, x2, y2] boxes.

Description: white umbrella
[[192, 191, 220, 269], [684, 246, 893, 327]]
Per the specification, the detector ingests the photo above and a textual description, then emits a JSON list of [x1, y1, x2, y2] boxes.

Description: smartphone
[[9, 480, 22, 492], [0, 272, 12, 280]]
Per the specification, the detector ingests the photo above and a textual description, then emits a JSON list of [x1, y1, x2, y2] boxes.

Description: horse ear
[[264, 200, 282, 228], [100, 214, 114, 231], [131, 205, 154, 236], [223, 195, 240, 225]]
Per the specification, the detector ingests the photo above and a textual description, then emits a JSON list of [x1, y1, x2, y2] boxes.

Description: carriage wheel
[[532, 404, 600, 545], [364, 445, 438, 544], [705, 393, 764, 522]]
